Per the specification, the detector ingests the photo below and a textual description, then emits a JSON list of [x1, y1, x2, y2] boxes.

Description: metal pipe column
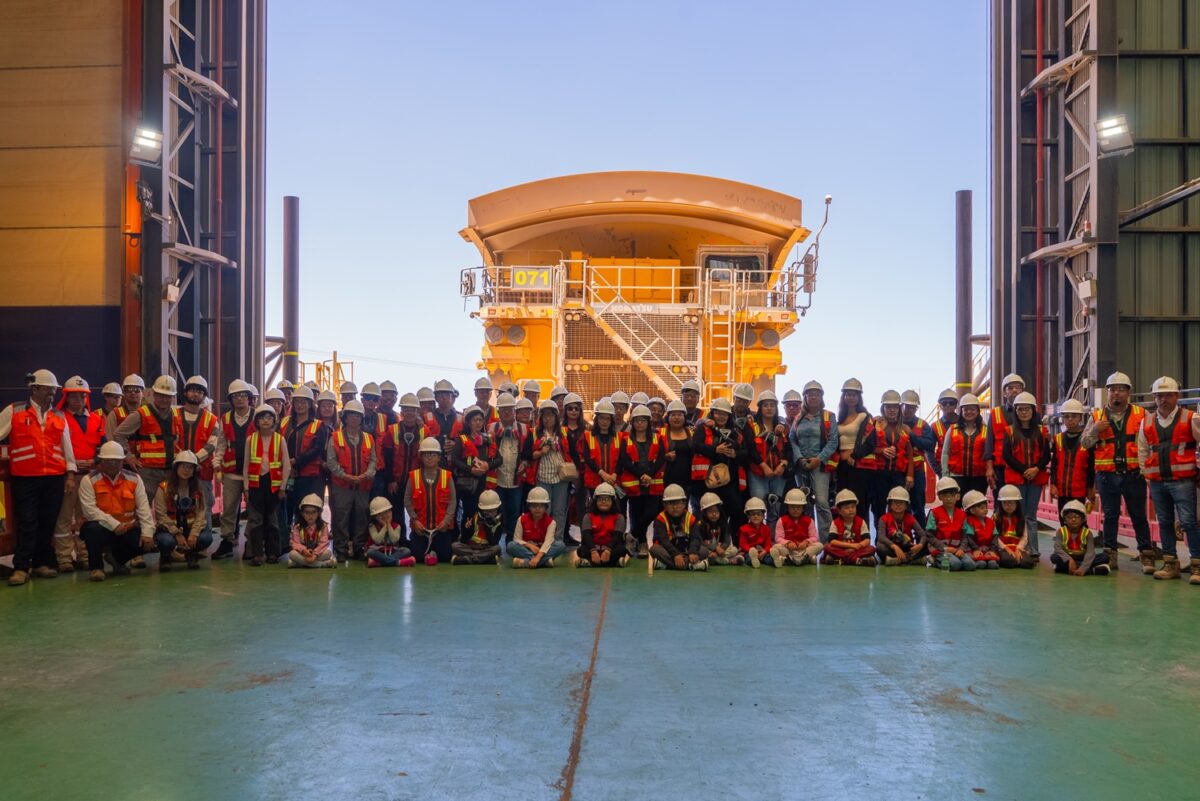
[[282, 195, 300, 383], [956, 190, 973, 398]]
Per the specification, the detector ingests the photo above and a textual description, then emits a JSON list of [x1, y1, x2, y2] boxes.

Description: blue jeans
[[497, 486, 524, 544], [941, 552, 976, 571], [508, 540, 565, 566], [1148, 479, 1200, 558], [909, 467, 928, 529], [366, 546, 412, 566], [536, 480, 570, 544], [1016, 483, 1043, 555], [748, 473, 788, 527], [1095, 472, 1152, 551], [796, 468, 833, 541], [155, 529, 214, 558]]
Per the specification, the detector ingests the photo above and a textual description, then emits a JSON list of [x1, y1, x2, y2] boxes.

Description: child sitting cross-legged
[[576, 483, 628, 568], [452, 489, 504, 565], [962, 490, 1000, 569], [736, 497, 775, 568], [823, 490, 876, 566], [649, 484, 701, 570], [875, 486, 928, 566], [695, 493, 737, 566], [287, 494, 336, 569], [1051, 500, 1110, 576], [925, 477, 975, 571], [769, 488, 822, 567], [366, 496, 415, 567]]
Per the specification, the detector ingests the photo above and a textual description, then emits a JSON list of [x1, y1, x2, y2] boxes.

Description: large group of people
[[2, 367, 1196, 587]]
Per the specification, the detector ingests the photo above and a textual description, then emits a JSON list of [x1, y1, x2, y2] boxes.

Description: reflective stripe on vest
[[91, 471, 138, 525], [652, 510, 694, 545], [1142, 408, 1197, 481], [134, 405, 171, 468], [8, 404, 68, 476], [947, 424, 988, 477], [1053, 432, 1091, 497], [332, 430, 374, 490], [1092, 406, 1143, 472], [621, 435, 664, 495], [409, 468, 452, 529], [246, 432, 284, 492], [1058, 525, 1092, 555], [173, 408, 219, 479]]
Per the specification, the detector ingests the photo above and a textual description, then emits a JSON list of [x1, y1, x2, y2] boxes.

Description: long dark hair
[[837, 391, 867, 424], [167, 465, 201, 505], [591, 413, 613, 436]]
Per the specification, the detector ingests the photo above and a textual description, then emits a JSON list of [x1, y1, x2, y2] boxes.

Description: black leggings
[[626, 494, 661, 546]]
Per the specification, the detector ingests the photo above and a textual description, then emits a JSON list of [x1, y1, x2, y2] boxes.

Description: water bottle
[[941, 551, 951, 571]]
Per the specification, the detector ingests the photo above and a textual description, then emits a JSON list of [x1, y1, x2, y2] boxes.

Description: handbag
[[558, 461, 579, 482], [705, 463, 731, 489]]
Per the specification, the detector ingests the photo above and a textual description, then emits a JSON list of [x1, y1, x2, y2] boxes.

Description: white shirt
[[0, 398, 78, 473], [78, 470, 155, 537]]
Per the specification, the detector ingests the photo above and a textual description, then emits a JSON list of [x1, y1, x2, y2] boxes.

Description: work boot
[[211, 540, 234, 560], [1154, 555, 1181, 581], [129, 556, 146, 569], [57, 561, 75, 573], [89, 570, 106, 582], [1107, 549, 1120, 570], [1094, 563, 1111, 576], [1191, 563, 1200, 586], [8, 570, 29, 587], [159, 559, 172, 573], [1139, 550, 1158, 575], [31, 566, 58, 579], [186, 551, 200, 570]]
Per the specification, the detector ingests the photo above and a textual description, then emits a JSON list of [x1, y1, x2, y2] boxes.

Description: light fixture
[[506, 325, 526, 345], [485, 325, 504, 344], [1095, 114, 1133, 158], [130, 126, 163, 166], [760, 329, 780, 348]]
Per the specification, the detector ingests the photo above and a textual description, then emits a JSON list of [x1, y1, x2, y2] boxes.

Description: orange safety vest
[[870, 422, 912, 475], [750, 416, 788, 476], [620, 433, 665, 496], [997, 513, 1023, 549], [946, 423, 988, 477], [388, 423, 429, 483], [690, 425, 748, 491], [283, 416, 326, 478], [7, 403, 68, 476], [331, 430, 374, 490], [1141, 408, 1198, 482], [990, 406, 1014, 443], [409, 468, 453, 529], [1001, 425, 1050, 486], [64, 408, 103, 463], [652, 509, 695, 545], [172, 407, 219, 480], [220, 411, 253, 473], [133, 405, 173, 468], [1052, 432, 1091, 497], [246, 432, 285, 492], [1092, 406, 1144, 472], [90, 470, 139, 525], [584, 430, 624, 489], [932, 417, 955, 468]]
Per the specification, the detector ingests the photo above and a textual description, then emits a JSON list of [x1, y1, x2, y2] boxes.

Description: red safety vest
[[690, 426, 748, 491], [457, 433, 496, 485], [777, 514, 815, 544], [388, 423, 428, 483], [1141, 408, 1197, 482], [946, 423, 988, 477], [518, 511, 553, 544], [879, 512, 918, 544], [409, 468, 453, 529], [90, 471, 139, 525], [750, 416, 787, 476], [738, 522, 772, 552], [620, 434, 665, 496], [331, 430, 374, 490], [282, 418, 325, 478], [586, 512, 621, 548], [245, 432, 285, 492], [1001, 425, 1050, 486], [1092, 406, 1144, 472], [133, 405, 173, 468], [831, 516, 868, 543], [870, 422, 912, 474], [990, 406, 1013, 443], [967, 515, 996, 548], [7, 403, 68, 476], [997, 513, 1023, 549], [173, 407, 220, 480], [584, 430, 624, 489], [1052, 432, 1091, 497], [64, 409, 103, 463], [928, 506, 966, 547], [220, 411, 252, 473], [932, 417, 955, 468]]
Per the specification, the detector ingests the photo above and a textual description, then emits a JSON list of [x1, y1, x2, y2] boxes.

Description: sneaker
[[511, 558, 527, 568], [653, 558, 666, 570], [7, 570, 29, 587], [576, 558, 591, 568], [545, 558, 555, 568], [1191, 563, 1200, 586], [618, 554, 631, 567], [211, 540, 235, 560], [159, 560, 172, 573], [424, 553, 438, 567], [772, 554, 784, 569], [693, 559, 709, 572], [885, 556, 900, 567], [130, 556, 147, 569], [493, 554, 502, 565], [450, 555, 461, 565], [1154, 556, 1182, 580], [367, 558, 380, 568], [31, 566, 58, 579], [1139, 550, 1158, 575], [89, 569, 106, 582], [186, 552, 200, 570], [749, 553, 761, 569], [1094, 563, 1111, 576], [249, 556, 264, 567], [398, 556, 417, 567], [857, 556, 877, 567], [57, 561, 75, 574], [1107, 550, 1120, 571], [924, 555, 936, 568]]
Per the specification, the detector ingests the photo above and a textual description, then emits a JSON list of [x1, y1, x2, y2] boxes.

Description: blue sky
[[264, 0, 988, 415]]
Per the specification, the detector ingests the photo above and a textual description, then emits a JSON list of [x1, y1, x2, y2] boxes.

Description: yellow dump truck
[[459, 171, 829, 406]]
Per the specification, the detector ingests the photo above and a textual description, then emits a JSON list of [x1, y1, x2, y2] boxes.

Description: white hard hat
[[680, 379, 701, 393], [564, 393, 583, 406], [246, 384, 259, 397], [474, 376, 493, 391], [399, 392, 420, 408], [901, 390, 921, 406], [1001, 373, 1025, 389], [803, 380, 825, 394], [935, 476, 960, 494], [173, 450, 199, 467], [1061, 500, 1088, 517], [339, 381, 358, 395], [496, 394, 516, 409], [102, 382, 123, 396], [419, 437, 441, 454], [28, 369, 59, 389], [416, 387, 436, 402], [880, 390, 902, 405], [184, 375, 208, 392], [368, 497, 393, 516], [1151, 376, 1180, 394], [630, 405, 651, 420], [537, 400, 558, 413], [499, 382, 519, 396], [299, 494, 324, 509], [1104, 372, 1132, 389], [886, 486, 911, 504], [666, 400, 686, 414], [380, 380, 399, 394], [253, 404, 277, 419], [958, 393, 981, 408], [1014, 392, 1037, 407], [610, 390, 631, 405], [783, 389, 802, 403], [732, 383, 754, 401], [648, 397, 665, 408], [783, 488, 808, 506], [227, 379, 252, 396], [522, 379, 540, 392], [462, 405, 484, 421], [152, 375, 177, 395], [757, 390, 778, 404], [341, 400, 365, 416], [63, 376, 90, 392], [699, 492, 723, 510], [550, 385, 569, 399], [710, 398, 733, 414], [938, 389, 958, 403], [360, 382, 381, 397], [478, 490, 502, 511], [122, 374, 145, 389], [841, 378, 863, 393], [514, 397, 534, 412], [630, 392, 650, 406], [594, 399, 616, 416], [593, 483, 617, 499], [744, 497, 767, 513], [1059, 399, 1085, 415], [264, 388, 286, 403], [317, 389, 338, 404], [276, 380, 293, 391], [527, 486, 550, 505], [962, 490, 988, 511], [662, 484, 688, 503], [97, 441, 125, 460], [834, 489, 858, 506], [292, 385, 314, 402], [997, 485, 1022, 502]]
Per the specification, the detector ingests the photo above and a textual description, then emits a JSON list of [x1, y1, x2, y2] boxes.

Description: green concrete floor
[[0, 546, 1197, 801]]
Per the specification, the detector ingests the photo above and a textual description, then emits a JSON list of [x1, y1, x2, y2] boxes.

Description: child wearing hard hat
[[509, 486, 564, 568], [242, 405, 291, 566], [695, 492, 736, 566], [1051, 500, 1110, 576], [993, 484, 1036, 568], [735, 496, 774, 568], [925, 477, 975, 570], [452, 489, 503, 565], [365, 496, 416, 567], [961, 490, 1000, 569], [769, 488, 822, 567], [577, 483, 628, 567], [1049, 399, 1096, 517], [404, 437, 457, 565], [649, 484, 702, 569], [152, 450, 213, 571], [823, 490, 876, 566], [287, 494, 336, 568], [875, 486, 928, 566]]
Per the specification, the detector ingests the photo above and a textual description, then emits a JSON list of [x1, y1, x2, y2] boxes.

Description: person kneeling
[[962, 490, 1000, 569], [453, 489, 503, 565], [576, 483, 628, 567], [770, 489, 822, 567], [510, 486, 564, 568], [875, 486, 927, 566], [1051, 500, 1109, 576], [824, 490, 876, 566], [650, 484, 702, 570], [925, 477, 975, 571], [288, 494, 336, 568], [366, 496, 415, 567], [78, 442, 156, 582], [153, 450, 213, 571]]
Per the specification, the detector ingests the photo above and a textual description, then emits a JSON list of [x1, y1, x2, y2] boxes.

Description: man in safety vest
[[113, 375, 179, 507], [901, 389, 938, 528], [931, 389, 959, 476], [431, 379, 462, 456], [1137, 376, 1200, 583], [212, 379, 255, 559], [1081, 371, 1155, 573], [281, 384, 329, 533], [101, 382, 123, 417], [680, 379, 703, 427], [52, 376, 103, 572], [1, 369, 79, 586], [175, 375, 220, 535], [105, 374, 145, 440], [78, 441, 155, 582]]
